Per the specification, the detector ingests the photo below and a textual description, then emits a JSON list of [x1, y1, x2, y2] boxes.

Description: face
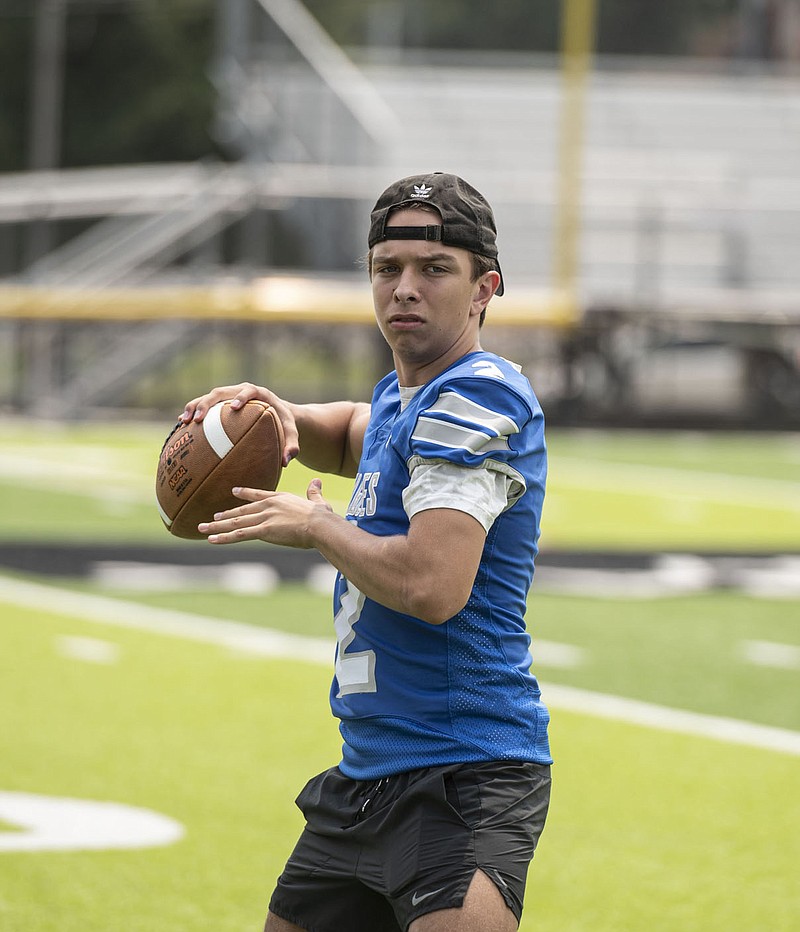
[[370, 207, 498, 385]]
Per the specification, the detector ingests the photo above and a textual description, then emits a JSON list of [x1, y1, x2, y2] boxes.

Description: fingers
[[197, 489, 268, 543], [180, 383, 262, 424], [263, 396, 300, 466], [306, 478, 323, 497], [210, 486, 269, 521], [306, 478, 333, 515], [196, 486, 326, 548], [280, 423, 300, 467], [178, 384, 299, 467]]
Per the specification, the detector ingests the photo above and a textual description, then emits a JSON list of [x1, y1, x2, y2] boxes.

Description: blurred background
[[1, 0, 799, 427], [1, 5, 798, 930]]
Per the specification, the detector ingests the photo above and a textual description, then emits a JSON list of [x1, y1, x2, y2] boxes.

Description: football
[[156, 399, 284, 539]]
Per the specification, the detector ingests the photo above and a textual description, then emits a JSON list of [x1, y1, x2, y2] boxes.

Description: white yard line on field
[[545, 685, 800, 756], [553, 457, 800, 511], [0, 451, 152, 503], [56, 635, 122, 665], [2, 573, 799, 757], [741, 640, 800, 671], [2, 446, 798, 513], [0, 573, 334, 665]]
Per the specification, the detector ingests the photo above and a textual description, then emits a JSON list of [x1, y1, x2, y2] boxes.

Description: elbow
[[403, 577, 469, 626], [419, 607, 459, 626]]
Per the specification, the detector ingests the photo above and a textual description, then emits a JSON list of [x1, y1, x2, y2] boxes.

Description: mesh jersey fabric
[[330, 350, 552, 779]]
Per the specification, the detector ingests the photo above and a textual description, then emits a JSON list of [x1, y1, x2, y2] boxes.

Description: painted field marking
[[0, 573, 334, 665], [91, 561, 280, 594], [554, 457, 800, 512], [0, 451, 152, 504], [534, 640, 585, 669], [57, 635, 121, 665], [545, 684, 800, 756], [740, 557, 800, 598], [741, 640, 800, 671], [2, 443, 797, 516], [2, 573, 799, 757], [535, 554, 716, 598], [0, 792, 183, 852]]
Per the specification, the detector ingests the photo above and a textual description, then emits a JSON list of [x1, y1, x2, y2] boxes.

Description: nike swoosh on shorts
[[411, 887, 447, 907]]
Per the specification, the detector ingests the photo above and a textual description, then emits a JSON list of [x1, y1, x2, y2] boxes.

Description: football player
[[183, 173, 552, 932]]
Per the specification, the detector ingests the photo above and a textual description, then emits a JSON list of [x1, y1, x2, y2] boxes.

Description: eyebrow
[[372, 250, 458, 265]]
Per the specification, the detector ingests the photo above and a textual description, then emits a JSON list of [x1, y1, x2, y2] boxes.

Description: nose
[[393, 267, 420, 303]]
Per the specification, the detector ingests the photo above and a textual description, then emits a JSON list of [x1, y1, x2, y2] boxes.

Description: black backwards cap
[[368, 172, 505, 296]]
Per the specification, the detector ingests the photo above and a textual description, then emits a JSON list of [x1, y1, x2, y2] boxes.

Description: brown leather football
[[156, 400, 284, 539]]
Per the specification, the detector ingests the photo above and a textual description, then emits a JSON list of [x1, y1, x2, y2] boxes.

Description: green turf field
[[1, 420, 798, 548], [47, 581, 800, 731], [0, 419, 798, 930], [1, 577, 798, 931]]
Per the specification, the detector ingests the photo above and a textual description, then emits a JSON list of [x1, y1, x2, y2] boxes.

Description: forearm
[[180, 382, 368, 477], [290, 401, 370, 478], [199, 486, 485, 624], [306, 507, 480, 625]]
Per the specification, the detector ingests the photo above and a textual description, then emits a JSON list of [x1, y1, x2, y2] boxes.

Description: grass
[[1, 420, 798, 549], [0, 597, 335, 932], [1, 418, 798, 930], [542, 430, 800, 549], [0, 583, 797, 932], [50, 580, 799, 731]]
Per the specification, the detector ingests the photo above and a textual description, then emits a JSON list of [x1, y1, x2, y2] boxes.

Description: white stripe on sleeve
[[427, 391, 520, 436], [412, 417, 510, 454]]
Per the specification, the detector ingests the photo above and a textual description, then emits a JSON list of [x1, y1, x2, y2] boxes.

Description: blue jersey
[[330, 350, 551, 779]]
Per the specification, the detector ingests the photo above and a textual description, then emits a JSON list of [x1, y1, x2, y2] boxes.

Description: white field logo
[[0, 791, 184, 852]]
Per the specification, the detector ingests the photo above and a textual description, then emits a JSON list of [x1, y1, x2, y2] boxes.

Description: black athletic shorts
[[267, 759, 551, 932]]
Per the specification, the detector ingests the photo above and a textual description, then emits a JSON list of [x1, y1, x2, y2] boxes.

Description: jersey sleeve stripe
[[412, 417, 511, 453], [427, 391, 520, 436]]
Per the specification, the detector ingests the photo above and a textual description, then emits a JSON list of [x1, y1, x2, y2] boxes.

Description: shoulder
[[401, 354, 542, 466], [447, 352, 526, 383], [369, 371, 400, 413], [373, 370, 399, 398], [423, 352, 540, 427]]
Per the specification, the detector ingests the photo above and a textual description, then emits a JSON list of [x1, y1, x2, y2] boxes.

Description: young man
[[182, 172, 552, 932]]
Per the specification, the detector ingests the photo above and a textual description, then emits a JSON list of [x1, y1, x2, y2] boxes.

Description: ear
[[471, 270, 501, 316]]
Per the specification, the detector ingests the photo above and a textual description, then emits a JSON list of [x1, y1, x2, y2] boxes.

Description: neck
[[394, 338, 482, 387]]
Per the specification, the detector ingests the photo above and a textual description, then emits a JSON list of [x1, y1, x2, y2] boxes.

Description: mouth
[[388, 313, 424, 330]]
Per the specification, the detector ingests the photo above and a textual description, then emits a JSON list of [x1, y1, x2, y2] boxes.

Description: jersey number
[[334, 580, 377, 697]]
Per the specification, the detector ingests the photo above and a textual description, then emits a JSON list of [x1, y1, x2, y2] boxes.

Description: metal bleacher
[[7, 64, 800, 302], [366, 59, 800, 303]]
